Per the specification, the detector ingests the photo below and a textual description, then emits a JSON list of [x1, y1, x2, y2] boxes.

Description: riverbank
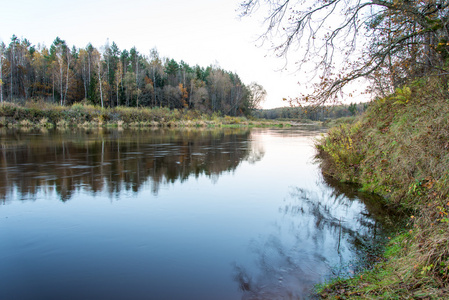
[[0, 101, 291, 129], [315, 78, 449, 298]]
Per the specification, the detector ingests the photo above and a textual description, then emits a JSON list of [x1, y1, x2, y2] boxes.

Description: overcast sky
[[0, 0, 360, 109]]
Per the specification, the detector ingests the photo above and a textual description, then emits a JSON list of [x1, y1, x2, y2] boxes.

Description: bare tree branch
[[240, 0, 449, 105]]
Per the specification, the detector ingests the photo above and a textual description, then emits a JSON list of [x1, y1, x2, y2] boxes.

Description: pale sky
[[0, 0, 363, 108]]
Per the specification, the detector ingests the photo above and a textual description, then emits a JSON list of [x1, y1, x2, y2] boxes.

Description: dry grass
[[316, 76, 449, 298], [0, 101, 289, 128]]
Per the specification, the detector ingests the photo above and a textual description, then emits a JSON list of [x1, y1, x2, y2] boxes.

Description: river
[[0, 127, 395, 299]]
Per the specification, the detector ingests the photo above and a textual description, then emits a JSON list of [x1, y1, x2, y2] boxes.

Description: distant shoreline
[[0, 102, 292, 129]]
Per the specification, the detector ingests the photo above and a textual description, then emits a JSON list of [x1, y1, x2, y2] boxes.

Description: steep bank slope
[[316, 78, 449, 298]]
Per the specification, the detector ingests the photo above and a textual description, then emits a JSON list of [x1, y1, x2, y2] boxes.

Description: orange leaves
[[144, 76, 153, 86], [178, 83, 189, 108], [422, 176, 436, 190]]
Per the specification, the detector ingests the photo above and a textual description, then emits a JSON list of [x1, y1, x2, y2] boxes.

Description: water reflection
[[233, 174, 397, 299], [0, 128, 264, 202], [0, 127, 397, 300]]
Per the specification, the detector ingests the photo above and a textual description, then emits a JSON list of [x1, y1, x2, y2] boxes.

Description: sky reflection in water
[[0, 127, 395, 299]]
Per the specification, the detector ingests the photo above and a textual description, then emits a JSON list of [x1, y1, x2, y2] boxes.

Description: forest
[[255, 102, 367, 121], [0, 35, 264, 116]]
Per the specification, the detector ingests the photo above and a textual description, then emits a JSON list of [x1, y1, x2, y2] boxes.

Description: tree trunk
[[136, 58, 139, 107], [83, 62, 87, 99], [0, 53, 3, 103], [60, 62, 63, 105], [88, 52, 91, 99], [64, 49, 70, 104], [107, 53, 110, 106], [98, 61, 103, 108], [153, 70, 156, 107], [10, 43, 14, 100]]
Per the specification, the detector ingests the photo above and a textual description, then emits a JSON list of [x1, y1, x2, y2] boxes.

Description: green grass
[[316, 76, 449, 298]]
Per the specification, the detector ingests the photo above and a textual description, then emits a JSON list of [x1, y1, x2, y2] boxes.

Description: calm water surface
[[0, 127, 394, 299]]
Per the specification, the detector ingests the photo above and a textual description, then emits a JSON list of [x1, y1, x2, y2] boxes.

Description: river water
[[0, 127, 394, 299]]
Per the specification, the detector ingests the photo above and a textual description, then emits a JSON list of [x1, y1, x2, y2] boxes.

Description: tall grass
[[316, 76, 449, 298], [0, 101, 287, 128]]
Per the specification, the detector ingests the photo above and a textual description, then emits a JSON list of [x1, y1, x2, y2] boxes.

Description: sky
[[0, 0, 366, 109]]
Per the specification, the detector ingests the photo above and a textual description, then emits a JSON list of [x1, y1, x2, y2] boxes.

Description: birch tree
[[0, 43, 4, 103], [92, 49, 104, 108], [7, 36, 19, 100], [50, 37, 72, 105], [149, 48, 163, 107], [248, 82, 266, 111], [78, 49, 89, 99], [114, 59, 123, 107]]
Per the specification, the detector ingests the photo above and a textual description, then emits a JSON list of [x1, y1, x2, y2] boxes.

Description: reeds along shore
[[0, 101, 290, 129]]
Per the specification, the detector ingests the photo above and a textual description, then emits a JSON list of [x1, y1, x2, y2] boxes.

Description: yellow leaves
[[178, 83, 189, 107], [421, 264, 434, 275], [392, 86, 411, 105], [346, 136, 353, 150]]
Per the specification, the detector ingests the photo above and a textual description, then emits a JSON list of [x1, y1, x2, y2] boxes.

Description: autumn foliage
[[0, 36, 262, 117], [241, 0, 449, 105]]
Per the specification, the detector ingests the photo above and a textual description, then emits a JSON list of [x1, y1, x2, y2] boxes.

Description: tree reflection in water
[[0, 128, 264, 202], [233, 175, 398, 300]]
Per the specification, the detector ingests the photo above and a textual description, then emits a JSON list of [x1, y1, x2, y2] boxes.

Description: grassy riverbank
[[0, 101, 290, 129], [316, 77, 449, 298]]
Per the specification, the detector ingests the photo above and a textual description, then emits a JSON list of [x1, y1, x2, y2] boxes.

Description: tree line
[[255, 102, 367, 121], [0, 35, 265, 116]]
